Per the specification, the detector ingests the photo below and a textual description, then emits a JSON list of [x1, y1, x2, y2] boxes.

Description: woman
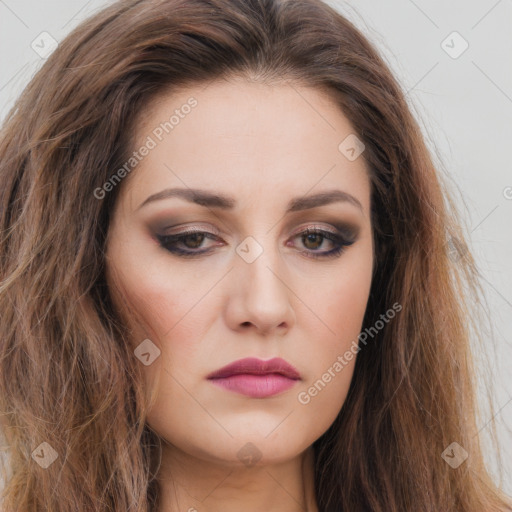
[[0, 0, 510, 510]]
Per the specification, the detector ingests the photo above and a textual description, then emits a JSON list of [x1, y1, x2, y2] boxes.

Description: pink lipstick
[[207, 357, 301, 398]]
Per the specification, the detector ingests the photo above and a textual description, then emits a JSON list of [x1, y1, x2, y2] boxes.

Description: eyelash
[[156, 226, 356, 260]]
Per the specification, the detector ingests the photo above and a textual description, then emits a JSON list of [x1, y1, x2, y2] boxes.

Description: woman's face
[[105, 76, 373, 467]]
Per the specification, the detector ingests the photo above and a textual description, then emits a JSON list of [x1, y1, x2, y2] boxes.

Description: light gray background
[[1, 0, 511, 496]]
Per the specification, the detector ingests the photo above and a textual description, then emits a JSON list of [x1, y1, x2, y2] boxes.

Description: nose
[[224, 238, 296, 335]]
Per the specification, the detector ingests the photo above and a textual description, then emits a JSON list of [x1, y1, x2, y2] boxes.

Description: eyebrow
[[137, 187, 363, 213]]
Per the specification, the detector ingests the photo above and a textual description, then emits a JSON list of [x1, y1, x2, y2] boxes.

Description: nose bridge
[[230, 231, 294, 332], [237, 232, 285, 295]]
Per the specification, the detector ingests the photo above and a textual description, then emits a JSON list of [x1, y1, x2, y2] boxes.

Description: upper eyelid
[[157, 225, 357, 247], [290, 224, 354, 237], [162, 226, 348, 236], [157, 221, 359, 237]]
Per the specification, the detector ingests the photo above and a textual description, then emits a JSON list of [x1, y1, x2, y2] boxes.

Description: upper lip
[[207, 357, 301, 380]]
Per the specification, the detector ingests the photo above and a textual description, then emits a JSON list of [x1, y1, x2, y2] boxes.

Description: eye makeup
[[153, 221, 359, 260]]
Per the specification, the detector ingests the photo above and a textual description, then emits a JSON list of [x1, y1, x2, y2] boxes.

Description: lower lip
[[208, 374, 299, 398]]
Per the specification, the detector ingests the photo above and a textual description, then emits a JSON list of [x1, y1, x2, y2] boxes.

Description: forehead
[[121, 77, 371, 213]]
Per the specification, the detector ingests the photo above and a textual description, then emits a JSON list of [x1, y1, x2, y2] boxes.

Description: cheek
[[304, 245, 373, 348], [326, 274, 371, 343], [106, 235, 204, 342], [293, 252, 372, 418], [107, 263, 213, 416], [106, 249, 221, 392]]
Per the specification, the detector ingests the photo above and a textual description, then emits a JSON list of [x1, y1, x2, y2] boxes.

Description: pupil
[[304, 233, 321, 249], [184, 233, 204, 248]]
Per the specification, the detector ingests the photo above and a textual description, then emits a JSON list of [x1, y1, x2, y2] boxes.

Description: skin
[[105, 75, 374, 512]]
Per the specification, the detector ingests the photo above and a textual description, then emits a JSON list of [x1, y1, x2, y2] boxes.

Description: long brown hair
[[0, 0, 510, 510]]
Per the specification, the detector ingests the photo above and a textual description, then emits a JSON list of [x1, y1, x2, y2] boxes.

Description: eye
[[156, 228, 220, 258], [289, 226, 356, 259], [156, 225, 357, 259]]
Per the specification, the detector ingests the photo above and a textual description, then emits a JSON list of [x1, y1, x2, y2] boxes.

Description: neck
[[155, 443, 319, 512]]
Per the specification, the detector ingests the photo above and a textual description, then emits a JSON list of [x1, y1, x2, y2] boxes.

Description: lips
[[206, 357, 301, 380], [207, 357, 301, 398]]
